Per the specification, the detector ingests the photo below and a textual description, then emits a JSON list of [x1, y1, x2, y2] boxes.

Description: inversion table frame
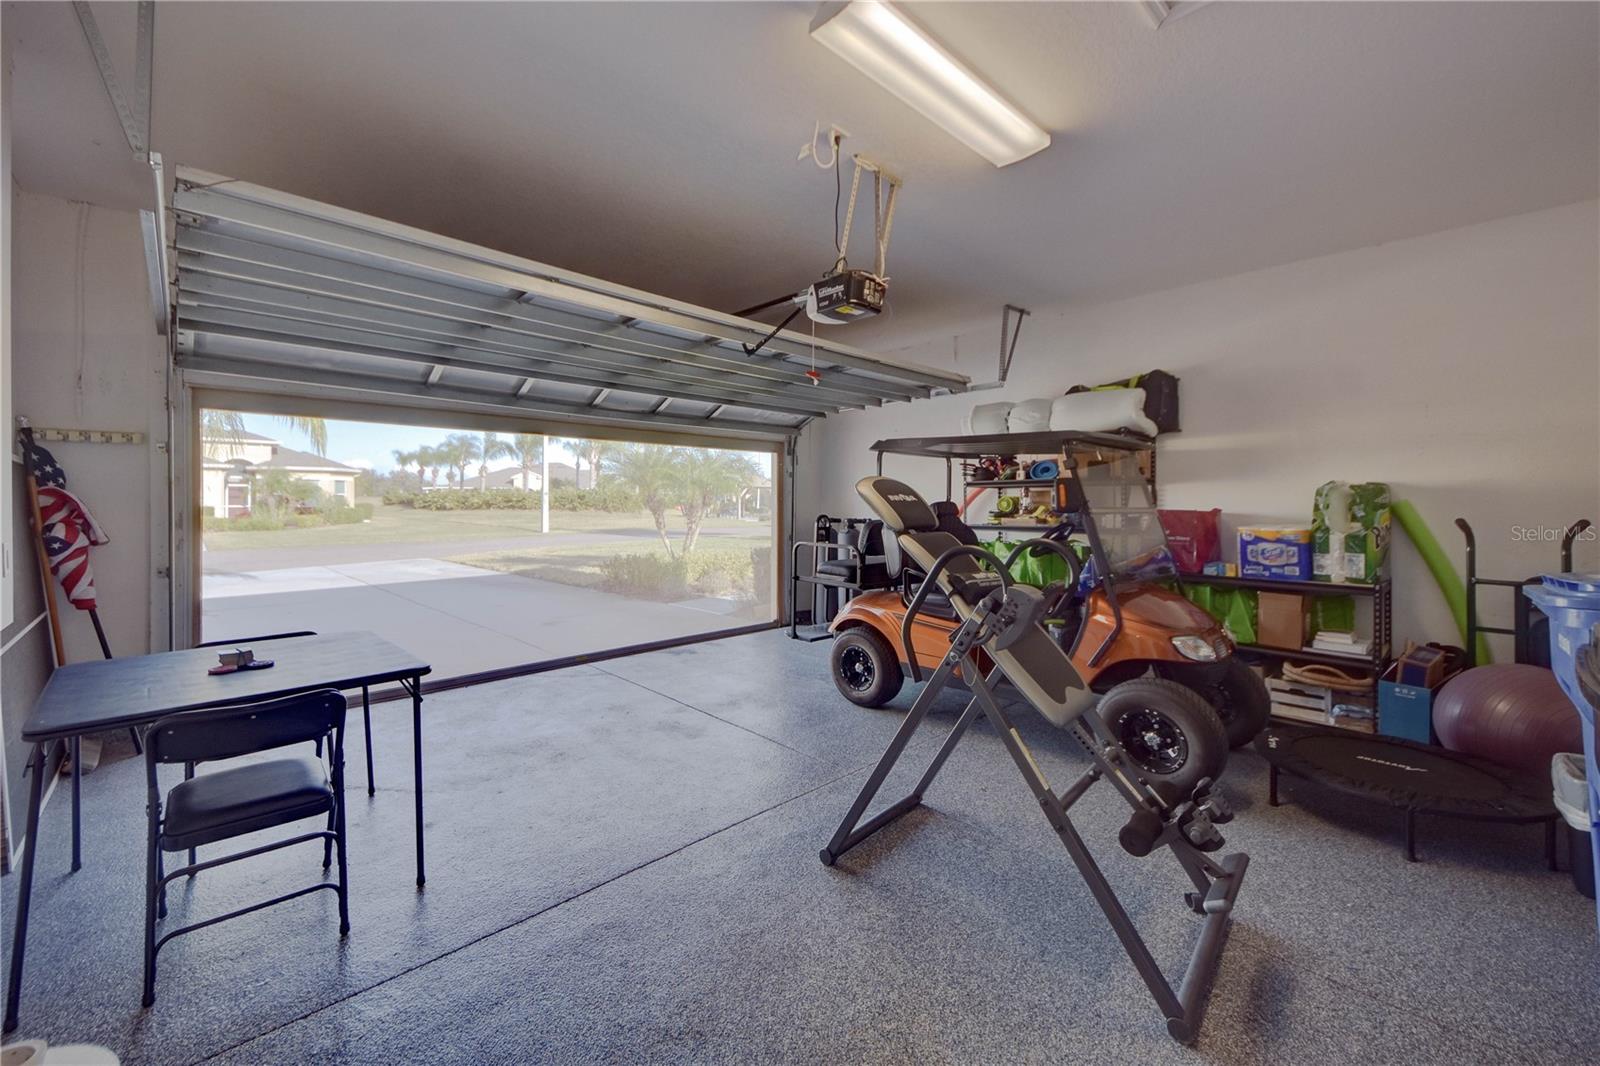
[[820, 564, 1248, 1045]]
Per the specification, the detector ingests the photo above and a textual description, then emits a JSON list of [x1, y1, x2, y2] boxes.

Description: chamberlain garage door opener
[[740, 151, 901, 359]]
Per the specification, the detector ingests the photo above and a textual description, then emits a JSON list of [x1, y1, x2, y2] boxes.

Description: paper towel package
[[1050, 389, 1158, 436], [963, 402, 1014, 436], [1006, 398, 1054, 434]]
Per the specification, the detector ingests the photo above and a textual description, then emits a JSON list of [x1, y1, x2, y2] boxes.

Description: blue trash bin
[[1525, 575, 1600, 938]]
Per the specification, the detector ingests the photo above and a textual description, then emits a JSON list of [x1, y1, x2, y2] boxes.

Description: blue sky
[[232, 411, 772, 476]]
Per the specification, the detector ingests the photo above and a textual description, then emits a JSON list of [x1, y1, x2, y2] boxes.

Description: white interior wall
[[10, 190, 168, 663], [2, 26, 13, 630], [797, 200, 1600, 657]]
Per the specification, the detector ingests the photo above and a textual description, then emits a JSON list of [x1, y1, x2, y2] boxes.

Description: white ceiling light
[[809, 1, 1050, 168]]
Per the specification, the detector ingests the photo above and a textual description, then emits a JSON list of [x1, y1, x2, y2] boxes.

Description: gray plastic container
[[1552, 753, 1595, 899]]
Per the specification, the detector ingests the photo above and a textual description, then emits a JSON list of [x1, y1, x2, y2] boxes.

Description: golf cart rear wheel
[[831, 628, 903, 708], [1158, 658, 1272, 748], [1208, 659, 1271, 748], [1098, 679, 1228, 798]]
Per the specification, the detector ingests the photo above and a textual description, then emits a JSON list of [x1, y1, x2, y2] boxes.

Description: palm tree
[[391, 448, 418, 489], [414, 444, 442, 488], [202, 409, 330, 456], [561, 438, 588, 490], [563, 438, 615, 489], [504, 434, 544, 491], [678, 450, 759, 554], [476, 431, 512, 490], [609, 445, 684, 556], [439, 433, 480, 489], [561, 437, 616, 490]]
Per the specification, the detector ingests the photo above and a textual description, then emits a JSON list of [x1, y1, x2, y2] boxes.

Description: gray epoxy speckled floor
[[4, 631, 1596, 1065]]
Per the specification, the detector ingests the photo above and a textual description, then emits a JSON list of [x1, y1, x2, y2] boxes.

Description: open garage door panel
[[170, 167, 968, 445]]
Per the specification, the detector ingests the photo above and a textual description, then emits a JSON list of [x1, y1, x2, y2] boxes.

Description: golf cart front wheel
[[831, 628, 904, 708], [1098, 679, 1228, 798]]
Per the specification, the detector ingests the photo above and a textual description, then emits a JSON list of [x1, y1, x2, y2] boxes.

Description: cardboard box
[[1395, 644, 1449, 688], [1377, 660, 1453, 745], [1257, 591, 1306, 650], [1239, 526, 1313, 581]]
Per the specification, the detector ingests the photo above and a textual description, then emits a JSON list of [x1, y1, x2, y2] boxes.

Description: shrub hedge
[[204, 501, 372, 532], [600, 547, 755, 600], [599, 553, 688, 599], [381, 484, 641, 513]]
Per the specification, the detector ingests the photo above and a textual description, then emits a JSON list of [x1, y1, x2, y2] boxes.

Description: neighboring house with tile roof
[[475, 461, 583, 491], [201, 431, 362, 517]]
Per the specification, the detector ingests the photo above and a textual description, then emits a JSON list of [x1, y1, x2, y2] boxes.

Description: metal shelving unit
[[1184, 570, 1392, 735], [870, 429, 1157, 505], [1183, 571, 1392, 673]]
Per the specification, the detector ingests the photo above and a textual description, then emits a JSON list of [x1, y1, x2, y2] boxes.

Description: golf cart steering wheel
[[1003, 536, 1082, 591]]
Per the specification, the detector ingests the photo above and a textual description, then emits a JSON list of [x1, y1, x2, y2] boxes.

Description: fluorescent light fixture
[[809, 1, 1050, 168]]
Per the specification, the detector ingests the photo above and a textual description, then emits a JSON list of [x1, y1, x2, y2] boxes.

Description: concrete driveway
[[202, 557, 764, 679]]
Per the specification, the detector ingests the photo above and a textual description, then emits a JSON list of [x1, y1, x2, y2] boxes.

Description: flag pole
[[87, 610, 112, 660], [18, 424, 137, 777]]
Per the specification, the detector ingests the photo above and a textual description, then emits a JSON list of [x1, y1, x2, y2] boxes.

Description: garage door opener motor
[[741, 153, 900, 359]]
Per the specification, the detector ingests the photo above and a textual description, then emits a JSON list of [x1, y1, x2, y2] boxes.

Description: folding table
[[3, 631, 431, 1033]]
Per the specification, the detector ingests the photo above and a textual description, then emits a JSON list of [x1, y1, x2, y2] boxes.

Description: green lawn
[[203, 501, 771, 551], [451, 536, 772, 592]]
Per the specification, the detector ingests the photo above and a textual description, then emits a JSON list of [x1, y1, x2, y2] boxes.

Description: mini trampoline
[[1254, 723, 1559, 864]]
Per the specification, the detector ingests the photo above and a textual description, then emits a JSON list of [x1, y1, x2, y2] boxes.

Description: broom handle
[[24, 471, 67, 667]]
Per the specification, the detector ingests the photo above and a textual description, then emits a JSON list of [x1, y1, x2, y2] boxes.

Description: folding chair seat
[[141, 689, 350, 1008], [161, 759, 333, 851]]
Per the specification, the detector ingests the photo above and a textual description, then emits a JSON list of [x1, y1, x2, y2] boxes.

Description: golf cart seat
[[931, 500, 980, 545], [814, 519, 894, 591]]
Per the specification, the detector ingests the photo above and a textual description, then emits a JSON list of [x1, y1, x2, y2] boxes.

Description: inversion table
[[820, 477, 1248, 1044]]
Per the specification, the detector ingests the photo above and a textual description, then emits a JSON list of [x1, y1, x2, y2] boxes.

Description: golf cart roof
[[868, 430, 1155, 460]]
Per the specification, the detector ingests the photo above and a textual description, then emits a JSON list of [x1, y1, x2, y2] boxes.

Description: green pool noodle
[[1391, 499, 1491, 664]]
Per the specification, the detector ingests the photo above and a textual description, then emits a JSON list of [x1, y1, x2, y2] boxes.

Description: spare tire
[[1098, 678, 1228, 798]]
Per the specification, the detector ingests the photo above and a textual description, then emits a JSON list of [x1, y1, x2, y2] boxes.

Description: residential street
[[201, 515, 764, 572]]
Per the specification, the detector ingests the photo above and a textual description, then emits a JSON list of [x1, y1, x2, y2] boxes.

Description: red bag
[[1158, 509, 1221, 574]]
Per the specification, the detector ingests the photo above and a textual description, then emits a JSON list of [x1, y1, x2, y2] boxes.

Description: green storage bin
[[1184, 584, 1259, 645]]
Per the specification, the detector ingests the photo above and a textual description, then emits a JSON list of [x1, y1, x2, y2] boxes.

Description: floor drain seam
[[191, 767, 861, 1065]]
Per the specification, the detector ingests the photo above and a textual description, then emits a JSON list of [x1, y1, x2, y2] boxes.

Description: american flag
[[23, 436, 109, 611]]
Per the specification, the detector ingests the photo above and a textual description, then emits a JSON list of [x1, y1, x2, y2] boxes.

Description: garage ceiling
[[7, 2, 1599, 345], [171, 168, 965, 441]]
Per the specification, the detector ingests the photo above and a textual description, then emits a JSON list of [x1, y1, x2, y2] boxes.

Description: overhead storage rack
[[168, 168, 968, 443]]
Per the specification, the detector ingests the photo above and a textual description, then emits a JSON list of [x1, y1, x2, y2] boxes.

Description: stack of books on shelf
[[1306, 630, 1372, 658]]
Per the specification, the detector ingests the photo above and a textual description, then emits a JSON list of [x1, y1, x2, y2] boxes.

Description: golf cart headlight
[[1172, 635, 1220, 662]]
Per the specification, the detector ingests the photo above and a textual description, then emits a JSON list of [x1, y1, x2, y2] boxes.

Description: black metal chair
[[142, 689, 350, 1008], [197, 632, 378, 796]]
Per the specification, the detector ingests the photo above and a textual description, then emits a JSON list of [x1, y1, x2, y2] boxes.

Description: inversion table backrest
[[855, 477, 1088, 726]]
